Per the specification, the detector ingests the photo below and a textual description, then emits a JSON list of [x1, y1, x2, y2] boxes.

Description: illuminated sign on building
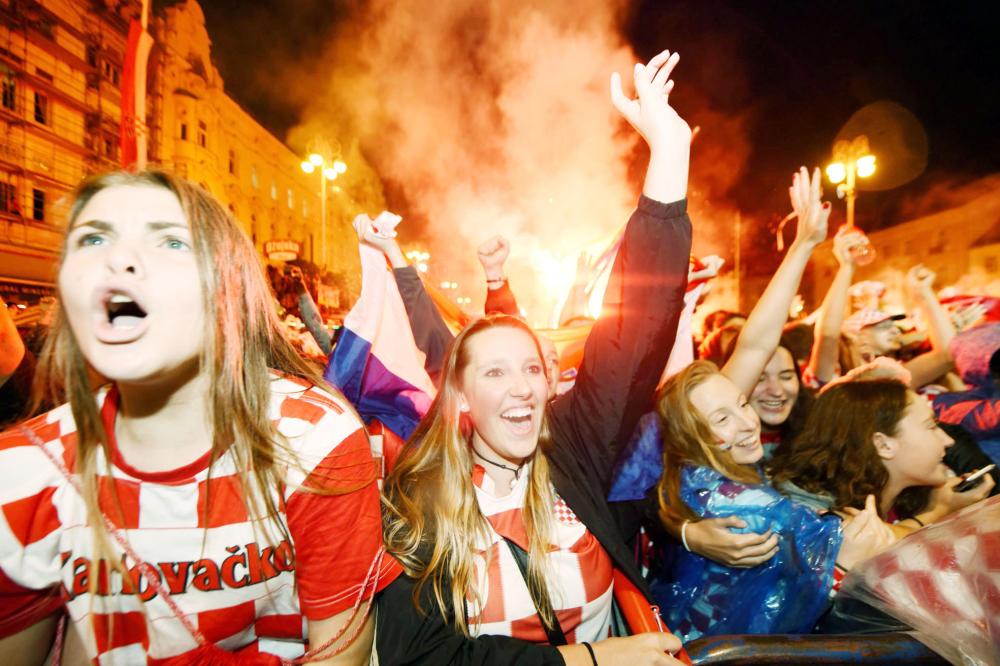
[[264, 240, 301, 261]]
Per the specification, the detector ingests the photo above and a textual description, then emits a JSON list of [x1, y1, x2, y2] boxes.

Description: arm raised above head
[[723, 167, 829, 395], [550, 50, 693, 487]]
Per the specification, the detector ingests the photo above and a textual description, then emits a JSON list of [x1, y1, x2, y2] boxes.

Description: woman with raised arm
[[376, 49, 693, 665], [613, 168, 833, 568], [0, 172, 396, 664]]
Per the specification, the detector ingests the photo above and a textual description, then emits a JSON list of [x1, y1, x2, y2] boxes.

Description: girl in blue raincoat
[[647, 361, 896, 641]]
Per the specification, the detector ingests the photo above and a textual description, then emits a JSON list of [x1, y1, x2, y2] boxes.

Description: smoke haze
[[286, 0, 753, 322]]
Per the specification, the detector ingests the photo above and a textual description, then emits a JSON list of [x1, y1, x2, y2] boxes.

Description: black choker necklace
[[473, 449, 524, 488]]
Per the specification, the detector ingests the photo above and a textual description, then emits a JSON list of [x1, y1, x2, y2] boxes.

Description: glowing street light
[[825, 162, 846, 184], [301, 151, 347, 267], [855, 154, 877, 178], [826, 135, 878, 265]]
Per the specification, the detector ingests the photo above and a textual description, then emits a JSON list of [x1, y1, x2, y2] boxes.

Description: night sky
[[195, 0, 999, 236]]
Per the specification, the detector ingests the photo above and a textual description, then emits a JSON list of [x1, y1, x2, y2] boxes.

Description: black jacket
[[376, 196, 692, 665]]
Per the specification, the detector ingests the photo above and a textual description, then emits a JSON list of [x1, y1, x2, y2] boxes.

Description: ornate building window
[[33, 92, 48, 124], [32, 188, 45, 222], [0, 181, 18, 214], [1, 78, 14, 111]]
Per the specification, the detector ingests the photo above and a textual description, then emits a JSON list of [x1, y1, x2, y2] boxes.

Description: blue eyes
[[77, 233, 107, 247], [73, 235, 191, 251], [162, 237, 191, 251]]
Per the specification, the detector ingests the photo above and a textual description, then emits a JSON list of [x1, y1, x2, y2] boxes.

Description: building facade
[[807, 178, 1000, 310], [148, 0, 361, 307], [0, 0, 137, 303]]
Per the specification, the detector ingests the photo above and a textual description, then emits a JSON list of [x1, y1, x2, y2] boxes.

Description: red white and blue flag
[[324, 229, 435, 440]]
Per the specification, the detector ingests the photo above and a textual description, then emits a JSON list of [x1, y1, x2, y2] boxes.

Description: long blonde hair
[[33, 170, 355, 589], [655, 361, 762, 527], [382, 315, 558, 635]]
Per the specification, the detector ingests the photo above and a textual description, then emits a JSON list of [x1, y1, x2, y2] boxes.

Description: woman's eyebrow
[[69, 218, 113, 233]]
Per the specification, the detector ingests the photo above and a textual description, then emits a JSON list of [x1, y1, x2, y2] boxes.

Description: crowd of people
[[0, 47, 997, 665]]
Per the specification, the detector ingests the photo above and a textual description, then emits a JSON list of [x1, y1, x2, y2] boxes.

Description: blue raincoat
[[649, 465, 843, 641]]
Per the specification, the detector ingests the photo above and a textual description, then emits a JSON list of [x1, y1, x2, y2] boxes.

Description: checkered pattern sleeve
[[0, 405, 77, 636], [278, 382, 401, 619]]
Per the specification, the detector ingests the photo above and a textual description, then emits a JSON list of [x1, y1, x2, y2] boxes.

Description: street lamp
[[826, 135, 877, 265], [300, 153, 347, 268]]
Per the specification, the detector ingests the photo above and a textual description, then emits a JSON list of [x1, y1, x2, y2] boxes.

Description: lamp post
[[300, 153, 347, 268], [826, 135, 877, 264]]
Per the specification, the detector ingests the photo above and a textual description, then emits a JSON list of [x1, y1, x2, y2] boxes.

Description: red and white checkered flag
[[840, 494, 1000, 665]]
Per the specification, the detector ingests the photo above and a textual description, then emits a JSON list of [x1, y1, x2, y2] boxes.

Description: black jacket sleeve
[[548, 196, 691, 494], [484, 280, 520, 316], [375, 574, 565, 666], [393, 266, 455, 384]]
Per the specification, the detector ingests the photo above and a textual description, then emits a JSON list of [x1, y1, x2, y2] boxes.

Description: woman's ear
[[458, 394, 471, 414], [872, 431, 897, 460]]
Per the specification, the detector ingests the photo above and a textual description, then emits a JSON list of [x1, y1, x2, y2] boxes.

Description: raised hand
[[352, 212, 408, 268], [832, 225, 867, 267], [788, 166, 831, 249], [906, 264, 937, 296], [477, 235, 510, 280], [611, 50, 690, 152], [611, 49, 691, 203], [951, 302, 988, 331], [689, 255, 725, 282], [286, 265, 307, 294]]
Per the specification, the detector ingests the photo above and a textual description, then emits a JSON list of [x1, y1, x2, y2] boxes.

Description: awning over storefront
[[0, 247, 58, 304], [0, 247, 58, 283]]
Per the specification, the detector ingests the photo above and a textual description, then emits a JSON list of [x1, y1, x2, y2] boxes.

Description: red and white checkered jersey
[[466, 464, 613, 644], [0, 375, 399, 664]]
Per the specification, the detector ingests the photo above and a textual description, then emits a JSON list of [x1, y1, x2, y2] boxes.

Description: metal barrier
[[684, 633, 948, 665]]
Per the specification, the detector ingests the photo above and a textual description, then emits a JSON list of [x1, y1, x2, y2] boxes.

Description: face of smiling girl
[[690, 373, 763, 465], [59, 184, 206, 386], [459, 326, 549, 466], [750, 347, 800, 429]]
